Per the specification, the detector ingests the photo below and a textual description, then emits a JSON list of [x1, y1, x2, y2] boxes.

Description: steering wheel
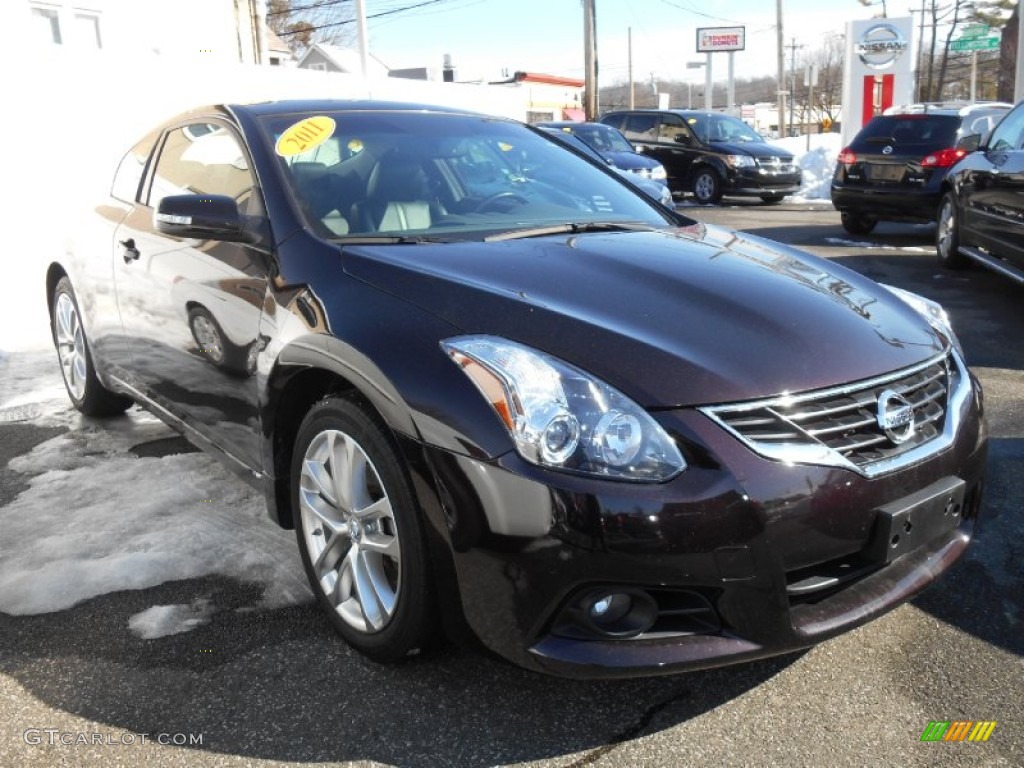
[[473, 192, 530, 213]]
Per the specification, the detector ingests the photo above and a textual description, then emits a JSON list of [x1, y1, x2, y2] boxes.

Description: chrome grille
[[700, 351, 962, 477], [758, 156, 798, 175]]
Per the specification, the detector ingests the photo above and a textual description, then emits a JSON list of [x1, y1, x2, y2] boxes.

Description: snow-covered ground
[[0, 352, 312, 638]]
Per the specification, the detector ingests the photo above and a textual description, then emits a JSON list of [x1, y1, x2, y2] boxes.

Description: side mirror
[[155, 194, 251, 242], [957, 133, 982, 153], [978, 128, 994, 152], [674, 133, 691, 145]]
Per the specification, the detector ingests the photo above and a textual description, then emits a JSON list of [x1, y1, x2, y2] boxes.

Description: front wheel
[[51, 277, 132, 416], [691, 168, 723, 205], [936, 192, 969, 269], [840, 211, 877, 235], [292, 395, 437, 662]]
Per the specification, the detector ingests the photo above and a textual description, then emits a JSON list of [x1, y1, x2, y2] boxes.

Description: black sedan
[[48, 100, 987, 678], [937, 99, 1024, 285], [535, 121, 668, 184]]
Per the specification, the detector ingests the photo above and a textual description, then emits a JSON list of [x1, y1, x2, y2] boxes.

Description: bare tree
[[804, 34, 845, 125], [267, 0, 355, 54]]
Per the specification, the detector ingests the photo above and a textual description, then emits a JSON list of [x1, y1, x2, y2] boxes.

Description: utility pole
[[776, 0, 786, 137], [628, 27, 634, 109], [1017, 0, 1024, 102], [786, 38, 804, 138], [583, 0, 598, 120], [355, 0, 369, 77]]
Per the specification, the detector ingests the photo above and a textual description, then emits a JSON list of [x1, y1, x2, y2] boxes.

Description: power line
[[276, 0, 451, 36], [655, 0, 743, 25], [266, 0, 350, 19]]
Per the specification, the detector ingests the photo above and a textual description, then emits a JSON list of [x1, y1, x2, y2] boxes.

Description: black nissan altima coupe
[[48, 100, 986, 678]]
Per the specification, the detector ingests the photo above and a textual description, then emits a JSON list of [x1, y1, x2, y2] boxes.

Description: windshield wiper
[[484, 221, 657, 242]]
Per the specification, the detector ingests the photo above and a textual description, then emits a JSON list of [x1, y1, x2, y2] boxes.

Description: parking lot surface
[[1, 203, 1021, 767]]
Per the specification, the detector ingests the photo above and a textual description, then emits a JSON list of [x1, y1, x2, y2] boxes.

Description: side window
[[111, 130, 159, 204], [658, 115, 688, 142], [987, 106, 1024, 152], [602, 114, 625, 130], [147, 122, 260, 214], [622, 114, 658, 142]]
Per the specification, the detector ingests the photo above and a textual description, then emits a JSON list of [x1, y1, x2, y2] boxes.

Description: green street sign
[[961, 24, 990, 39], [950, 35, 1001, 52]]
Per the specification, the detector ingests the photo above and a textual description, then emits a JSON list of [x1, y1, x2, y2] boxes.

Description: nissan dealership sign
[[855, 23, 909, 70], [696, 27, 745, 52]]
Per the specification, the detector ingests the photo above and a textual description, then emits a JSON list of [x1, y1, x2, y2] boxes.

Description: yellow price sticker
[[275, 116, 336, 157]]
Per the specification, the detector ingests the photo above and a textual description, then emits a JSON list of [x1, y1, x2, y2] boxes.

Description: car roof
[[882, 101, 1013, 117], [601, 109, 740, 119], [229, 99, 488, 118]]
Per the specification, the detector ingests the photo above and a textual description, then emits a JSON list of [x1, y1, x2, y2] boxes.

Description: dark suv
[[599, 109, 801, 204], [938, 98, 1024, 284], [831, 102, 1010, 235]]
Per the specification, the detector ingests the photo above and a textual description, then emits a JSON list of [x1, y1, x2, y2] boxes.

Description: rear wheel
[[691, 168, 723, 205], [840, 211, 877, 235], [292, 395, 437, 662], [51, 277, 132, 416], [936, 192, 969, 269]]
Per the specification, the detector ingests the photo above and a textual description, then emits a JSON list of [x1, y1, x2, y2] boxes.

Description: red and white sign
[[696, 27, 745, 53]]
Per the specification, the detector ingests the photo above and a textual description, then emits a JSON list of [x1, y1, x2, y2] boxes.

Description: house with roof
[[297, 43, 390, 77], [491, 71, 586, 123]]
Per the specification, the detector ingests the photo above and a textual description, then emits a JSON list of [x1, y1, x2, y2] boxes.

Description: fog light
[[579, 589, 658, 638], [589, 593, 631, 623]]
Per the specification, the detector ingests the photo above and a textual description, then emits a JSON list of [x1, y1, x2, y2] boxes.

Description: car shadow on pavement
[[0, 575, 802, 766]]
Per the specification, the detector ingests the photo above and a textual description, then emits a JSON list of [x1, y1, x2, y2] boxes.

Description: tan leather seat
[[352, 153, 432, 232]]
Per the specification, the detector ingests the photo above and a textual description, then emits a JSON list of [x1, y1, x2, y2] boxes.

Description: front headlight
[[649, 164, 668, 181], [724, 154, 756, 169], [441, 336, 686, 482], [881, 284, 963, 355]]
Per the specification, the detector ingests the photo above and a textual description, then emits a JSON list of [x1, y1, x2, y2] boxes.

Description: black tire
[[691, 168, 724, 205], [292, 395, 437, 662], [936, 192, 969, 269], [188, 306, 251, 375], [51, 277, 132, 416], [840, 211, 877, 235], [760, 194, 785, 204]]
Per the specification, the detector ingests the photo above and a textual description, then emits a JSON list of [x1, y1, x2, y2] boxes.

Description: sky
[[357, 0, 884, 83]]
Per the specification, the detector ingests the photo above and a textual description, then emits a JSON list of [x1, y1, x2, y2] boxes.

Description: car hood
[[341, 225, 944, 407], [602, 150, 661, 171], [709, 141, 793, 159]]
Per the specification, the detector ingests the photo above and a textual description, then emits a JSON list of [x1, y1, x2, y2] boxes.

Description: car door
[[113, 119, 269, 470], [963, 104, 1024, 267], [652, 113, 698, 190]]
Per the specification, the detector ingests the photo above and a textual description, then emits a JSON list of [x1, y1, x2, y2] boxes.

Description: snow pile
[[769, 133, 843, 202], [128, 599, 217, 639], [0, 356, 312, 617]]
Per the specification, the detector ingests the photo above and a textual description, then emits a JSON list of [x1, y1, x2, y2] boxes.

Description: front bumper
[[723, 167, 802, 197], [412, 369, 987, 679]]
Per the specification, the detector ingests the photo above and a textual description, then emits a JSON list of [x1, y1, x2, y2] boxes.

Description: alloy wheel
[[55, 292, 87, 401], [298, 428, 402, 633]]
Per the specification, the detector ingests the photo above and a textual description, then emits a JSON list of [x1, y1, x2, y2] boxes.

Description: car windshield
[[687, 114, 764, 144], [568, 124, 636, 153], [259, 111, 671, 241]]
